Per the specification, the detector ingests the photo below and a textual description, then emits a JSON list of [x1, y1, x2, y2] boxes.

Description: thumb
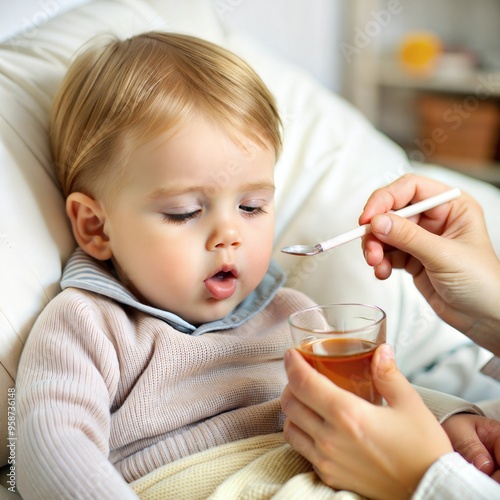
[[370, 213, 440, 266], [371, 344, 420, 408]]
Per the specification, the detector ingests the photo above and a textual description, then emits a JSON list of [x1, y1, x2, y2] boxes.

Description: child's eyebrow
[[148, 182, 275, 199], [237, 182, 276, 193]]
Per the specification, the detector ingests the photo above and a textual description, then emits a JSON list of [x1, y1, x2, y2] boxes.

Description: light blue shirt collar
[[61, 248, 286, 335]]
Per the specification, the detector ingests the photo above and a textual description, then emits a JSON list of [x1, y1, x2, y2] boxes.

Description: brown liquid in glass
[[298, 337, 382, 404]]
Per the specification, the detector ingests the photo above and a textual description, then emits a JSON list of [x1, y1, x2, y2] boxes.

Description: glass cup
[[288, 303, 387, 405]]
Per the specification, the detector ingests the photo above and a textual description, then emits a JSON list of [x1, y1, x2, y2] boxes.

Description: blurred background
[[5, 0, 499, 186], [220, 0, 500, 187]]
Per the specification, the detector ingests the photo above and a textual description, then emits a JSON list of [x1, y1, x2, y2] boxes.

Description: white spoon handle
[[320, 188, 461, 252]]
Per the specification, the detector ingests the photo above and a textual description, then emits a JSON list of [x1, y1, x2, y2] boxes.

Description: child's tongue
[[204, 271, 237, 300]]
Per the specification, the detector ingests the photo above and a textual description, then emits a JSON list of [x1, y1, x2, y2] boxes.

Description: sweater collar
[[61, 248, 285, 335]]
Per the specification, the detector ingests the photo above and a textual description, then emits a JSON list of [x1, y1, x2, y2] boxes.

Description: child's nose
[[206, 219, 242, 251]]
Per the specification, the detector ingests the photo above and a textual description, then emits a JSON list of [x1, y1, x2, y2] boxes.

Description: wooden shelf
[[343, 1, 500, 187], [376, 59, 500, 97], [407, 153, 500, 187], [434, 160, 500, 187]]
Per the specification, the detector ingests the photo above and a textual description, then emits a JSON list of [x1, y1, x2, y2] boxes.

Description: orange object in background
[[399, 32, 442, 75]]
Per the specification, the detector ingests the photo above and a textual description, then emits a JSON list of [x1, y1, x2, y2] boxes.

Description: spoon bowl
[[280, 244, 322, 256]]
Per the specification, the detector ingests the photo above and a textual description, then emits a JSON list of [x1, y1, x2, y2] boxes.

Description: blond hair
[[50, 31, 282, 199]]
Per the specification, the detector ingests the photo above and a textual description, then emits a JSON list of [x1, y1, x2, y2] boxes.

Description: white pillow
[[0, 0, 92, 43]]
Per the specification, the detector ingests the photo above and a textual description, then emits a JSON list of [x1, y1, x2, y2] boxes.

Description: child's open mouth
[[204, 268, 238, 300]]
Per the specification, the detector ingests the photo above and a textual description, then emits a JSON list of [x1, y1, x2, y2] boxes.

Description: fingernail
[[473, 454, 493, 471], [376, 344, 395, 376], [372, 214, 392, 236], [378, 343, 395, 363], [284, 349, 291, 368]]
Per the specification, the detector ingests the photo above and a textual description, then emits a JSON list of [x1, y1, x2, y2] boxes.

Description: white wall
[[215, 0, 345, 92]]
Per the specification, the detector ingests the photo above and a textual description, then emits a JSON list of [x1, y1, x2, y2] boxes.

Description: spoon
[[281, 187, 461, 256]]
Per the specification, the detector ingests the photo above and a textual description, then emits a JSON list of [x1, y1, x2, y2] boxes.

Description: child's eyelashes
[[162, 210, 200, 224], [239, 205, 267, 217], [162, 205, 267, 225]]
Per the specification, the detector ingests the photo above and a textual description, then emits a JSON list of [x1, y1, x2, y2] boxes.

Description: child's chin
[[192, 302, 237, 326]]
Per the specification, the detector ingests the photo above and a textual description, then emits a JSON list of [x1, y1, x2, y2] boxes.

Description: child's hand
[[442, 413, 500, 482]]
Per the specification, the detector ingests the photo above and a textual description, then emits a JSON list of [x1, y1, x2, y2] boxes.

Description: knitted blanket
[[130, 433, 363, 499]]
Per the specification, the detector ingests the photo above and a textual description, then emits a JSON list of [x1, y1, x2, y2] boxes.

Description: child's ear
[[66, 192, 112, 261]]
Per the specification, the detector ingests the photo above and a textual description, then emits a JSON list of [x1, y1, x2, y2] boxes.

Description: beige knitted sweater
[[16, 286, 315, 499]]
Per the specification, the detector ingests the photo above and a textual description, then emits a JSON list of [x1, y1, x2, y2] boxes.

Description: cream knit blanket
[[130, 433, 363, 499]]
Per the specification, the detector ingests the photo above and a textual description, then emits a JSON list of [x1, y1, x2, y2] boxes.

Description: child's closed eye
[[239, 205, 267, 217], [162, 210, 201, 224]]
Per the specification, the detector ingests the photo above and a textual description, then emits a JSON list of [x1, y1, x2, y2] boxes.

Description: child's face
[[100, 115, 276, 325]]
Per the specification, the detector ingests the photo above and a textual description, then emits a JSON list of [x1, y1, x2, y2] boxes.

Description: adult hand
[[281, 344, 453, 500], [442, 413, 500, 482], [359, 174, 500, 355]]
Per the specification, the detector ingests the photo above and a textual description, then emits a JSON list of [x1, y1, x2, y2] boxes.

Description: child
[[16, 32, 315, 499]]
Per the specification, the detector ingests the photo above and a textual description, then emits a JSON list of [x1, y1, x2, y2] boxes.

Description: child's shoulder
[[47, 285, 113, 308], [25, 287, 137, 353], [37, 286, 124, 326]]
